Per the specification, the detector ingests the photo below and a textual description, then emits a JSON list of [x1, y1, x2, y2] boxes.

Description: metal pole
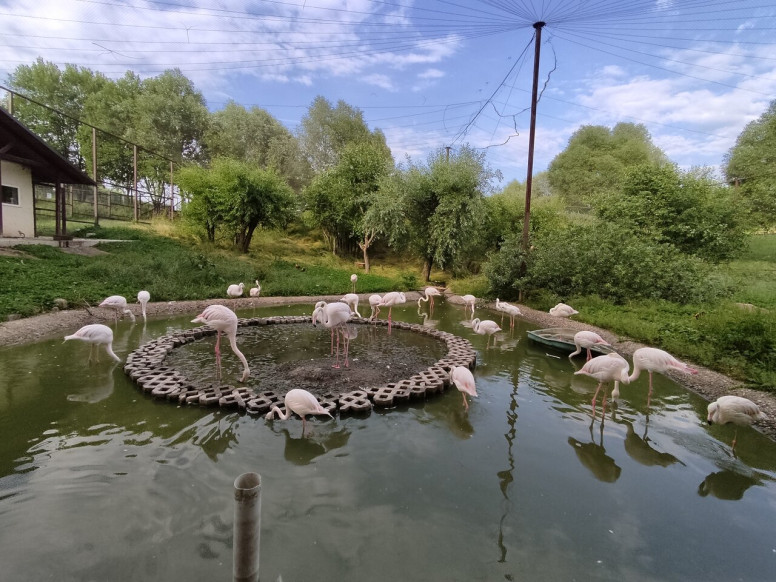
[[233, 472, 261, 582], [521, 21, 545, 254], [133, 145, 138, 221], [92, 127, 99, 226]]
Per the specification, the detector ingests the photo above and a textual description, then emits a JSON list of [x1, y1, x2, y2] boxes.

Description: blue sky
[[1, 0, 775, 187]]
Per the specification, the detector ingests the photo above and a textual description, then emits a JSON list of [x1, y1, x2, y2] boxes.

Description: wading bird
[[313, 301, 353, 368], [249, 280, 261, 297], [99, 295, 136, 324], [628, 347, 698, 407], [64, 323, 121, 363], [707, 395, 767, 450], [575, 352, 630, 420], [265, 388, 333, 437], [461, 294, 476, 318], [471, 317, 501, 349], [570, 331, 611, 361], [340, 293, 362, 318], [495, 299, 521, 330], [191, 304, 250, 382], [449, 366, 477, 411], [549, 303, 578, 317], [137, 290, 150, 322], [350, 273, 358, 293], [377, 291, 406, 330], [417, 286, 442, 310], [368, 294, 382, 320]]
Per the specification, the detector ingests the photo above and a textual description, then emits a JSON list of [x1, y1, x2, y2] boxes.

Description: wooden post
[[169, 161, 174, 219], [92, 127, 99, 226], [522, 21, 545, 256], [133, 145, 138, 221], [0, 159, 4, 237]]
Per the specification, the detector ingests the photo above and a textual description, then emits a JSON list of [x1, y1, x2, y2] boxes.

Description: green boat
[[526, 327, 616, 357]]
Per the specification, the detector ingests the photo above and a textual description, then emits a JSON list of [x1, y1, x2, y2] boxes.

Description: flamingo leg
[[388, 307, 393, 332], [332, 330, 341, 369], [732, 428, 739, 450], [301, 416, 308, 438], [591, 382, 603, 419], [214, 331, 223, 380], [330, 328, 334, 355], [462, 392, 469, 411], [344, 331, 350, 368], [647, 372, 654, 408], [586, 348, 593, 361]]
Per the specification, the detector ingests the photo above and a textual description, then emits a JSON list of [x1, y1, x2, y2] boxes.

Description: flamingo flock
[[61, 287, 767, 445]]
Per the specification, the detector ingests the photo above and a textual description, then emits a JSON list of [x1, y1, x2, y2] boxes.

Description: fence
[[2, 87, 182, 236]]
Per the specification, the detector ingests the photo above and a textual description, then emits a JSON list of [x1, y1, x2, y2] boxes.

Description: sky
[[1, 0, 775, 187]]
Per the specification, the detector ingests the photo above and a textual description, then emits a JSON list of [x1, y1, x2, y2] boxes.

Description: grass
[[522, 234, 776, 391]]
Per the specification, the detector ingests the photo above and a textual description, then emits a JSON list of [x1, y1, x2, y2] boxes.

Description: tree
[[178, 159, 295, 252], [204, 101, 311, 192], [724, 99, 776, 228], [547, 122, 667, 205], [7, 58, 108, 167], [384, 146, 500, 281], [297, 96, 386, 172], [127, 69, 210, 212], [595, 164, 746, 262]]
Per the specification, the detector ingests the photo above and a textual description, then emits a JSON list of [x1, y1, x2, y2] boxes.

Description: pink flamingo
[[461, 294, 476, 318], [313, 301, 353, 368], [265, 388, 332, 437], [449, 366, 477, 411], [340, 293, 362, 317], [549, 303, 578, 317], [417, 286, 442, 310], [191, 304, 250, 382], [368, 294, 382, 320], [495, 298, 521, 329], [377, 291, 406, 330], [64, 323, 120, 363], [570, 331, 611, 361], [99, 295, 136, 324], [471, 317, 501, 349], [137, 290, 150, 322], [628, 347, 698, 407], [575, 352, 630, 419]]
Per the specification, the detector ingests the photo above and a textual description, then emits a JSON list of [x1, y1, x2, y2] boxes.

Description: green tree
[[297, 96, 387, 172], [178, 159, 295, 252], [595, 164, 746, 262], [384, 146, 500, 281], [7, 58, 107, 166], [724, 99, 776, 228], [204, 101, 311, 192], [547, 122, 667, 205]]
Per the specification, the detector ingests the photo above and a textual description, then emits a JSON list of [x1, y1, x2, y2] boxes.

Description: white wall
[[1, 160, 35, 237]]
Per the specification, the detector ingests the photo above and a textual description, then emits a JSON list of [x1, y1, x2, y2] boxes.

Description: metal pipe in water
[[233, 472, 262, 582]]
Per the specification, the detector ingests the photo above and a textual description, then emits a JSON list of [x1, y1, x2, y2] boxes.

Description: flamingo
[[574, 352, 630, 419], [191, 304, 250, 382], [340, 293, 362, 318], [449, 366, 477, 411], [471, 317, 501, 348], [64, 323, 120, 363], [461, 294, 476, 318], [707, 395, 768, 450], [368, 294, 382, 320], [313, 301, 353, 368], [350, 273, 358, 293], [312, 301, 336, 354], [549, 303, 579, 317], [417, 286, 442, 309], [495, 299, 521, 330], [570, 330, 611, 361], [265, 388, 333, 437], [377, 292, 406, 330], [628, 347, 698, 407], [99, 295, 136, 324], [249, 280, 261, 297], [137, 290, 150, 322]]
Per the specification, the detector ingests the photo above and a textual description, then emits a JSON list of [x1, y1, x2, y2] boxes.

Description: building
[[0, 106, 95, 239]]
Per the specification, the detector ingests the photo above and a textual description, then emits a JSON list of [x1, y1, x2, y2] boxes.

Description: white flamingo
[[707, 395, 768, 450], [461, 294, 476, 318], [350, 273, 358, 293], [340, 293, 362, 317], [137, 290, 150, 322], [249, 280, 261, 297], [313, 301, 353, 368], [418, 286, 442, 309], [191, 304, 250, 382], [628, 347, 698, 407], [64, 323, 120, 363], [265, 389, 333, 437], [574, 352, 630, 419], [99, 295, 136, 324], [368, 294, 382, 320], [471, 317, 501, 349], [377, 292, 406, 330], [495, 298, 521, 329], [549, 303, 578, 317]]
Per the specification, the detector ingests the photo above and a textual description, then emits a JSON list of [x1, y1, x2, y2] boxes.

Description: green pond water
[[1, 301, 775, 582]]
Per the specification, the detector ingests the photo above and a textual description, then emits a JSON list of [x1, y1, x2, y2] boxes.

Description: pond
[[1, 301, 775, 582]]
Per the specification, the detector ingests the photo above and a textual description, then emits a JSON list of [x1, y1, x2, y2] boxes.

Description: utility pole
[[522, 21, 545, 255], [445, 146, 451, 161]]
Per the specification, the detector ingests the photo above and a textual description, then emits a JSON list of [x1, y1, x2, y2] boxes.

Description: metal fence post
[[233, 472, 261, 582]]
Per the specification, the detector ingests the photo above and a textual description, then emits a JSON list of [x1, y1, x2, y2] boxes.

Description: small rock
[[7, 314, 23, 321], [53, 298, 68, 309]]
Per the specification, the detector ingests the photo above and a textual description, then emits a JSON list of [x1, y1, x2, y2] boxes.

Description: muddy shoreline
[[2, 292, 774, 439]]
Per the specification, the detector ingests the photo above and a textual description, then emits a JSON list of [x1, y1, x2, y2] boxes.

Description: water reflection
[[619, 419, 683, 468], [276, 426, 351, 465], [698, 469, 762, 500], [67, 363, 118, 404], [568, 421, 622, 483]]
